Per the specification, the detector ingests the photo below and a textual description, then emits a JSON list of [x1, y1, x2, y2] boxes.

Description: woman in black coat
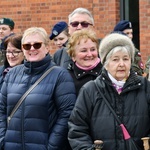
[[67, 29, 103, 95], [68, 33, 150, 150]]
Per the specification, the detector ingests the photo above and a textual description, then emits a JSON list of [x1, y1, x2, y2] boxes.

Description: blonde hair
[[67, 29, 98, 57], [22, 27, 49, 46]]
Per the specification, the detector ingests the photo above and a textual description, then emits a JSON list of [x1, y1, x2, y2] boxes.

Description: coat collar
[[68, 62, 102, 79], [24, 54, 52, 75]]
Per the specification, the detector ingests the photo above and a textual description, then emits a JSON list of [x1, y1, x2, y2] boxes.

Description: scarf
[[108, 72, 126, 94], [75, 58, 100, 71]]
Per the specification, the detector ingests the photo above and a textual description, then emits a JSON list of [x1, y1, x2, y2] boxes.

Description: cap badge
[[53, 30, 58, 36]]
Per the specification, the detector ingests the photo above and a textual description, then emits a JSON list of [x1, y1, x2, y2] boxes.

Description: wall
[[0, 0, 119, 54], [139, 0, 150, 64]]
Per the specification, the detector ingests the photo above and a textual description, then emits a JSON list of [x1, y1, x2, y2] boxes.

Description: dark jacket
[[68, 68, 150, 150], [0, 54, 76, 150], [68, 62, 103, 95], [53, 47, 73, 69]]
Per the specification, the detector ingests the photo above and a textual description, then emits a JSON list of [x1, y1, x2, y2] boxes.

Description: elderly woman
[[0, 27, 76, 150], [68, 33, 150, 150], [67, 29, 103, 95], [0, 33, 24, 89]]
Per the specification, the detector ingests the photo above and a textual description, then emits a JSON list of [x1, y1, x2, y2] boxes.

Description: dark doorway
[[120, 0, 139, 49]]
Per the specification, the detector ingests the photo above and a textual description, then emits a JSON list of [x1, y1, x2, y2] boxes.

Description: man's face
[[68, 13, 94, 35], [0, 25, 13, 40]]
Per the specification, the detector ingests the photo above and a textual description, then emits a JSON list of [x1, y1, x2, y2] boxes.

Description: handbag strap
[[94, 81, 122, 125], [7, 66, 57, 124]]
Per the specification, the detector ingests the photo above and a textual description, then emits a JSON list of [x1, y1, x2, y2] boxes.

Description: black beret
[[49, 21, 68, 40], [113, 20, 132, 32], [0, 18, 15, 29]]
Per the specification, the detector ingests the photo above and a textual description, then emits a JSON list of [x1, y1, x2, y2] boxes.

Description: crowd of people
[[0, 7, 149, 150]]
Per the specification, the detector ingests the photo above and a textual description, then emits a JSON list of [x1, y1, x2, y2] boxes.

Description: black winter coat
[[68, 69, 150, 150], [68, 62, 103, 95], [0, 54, 76, 150]]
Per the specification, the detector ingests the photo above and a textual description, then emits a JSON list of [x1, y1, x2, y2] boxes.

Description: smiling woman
[[0, 27, 76, 150], [0, 33, 24, 89], [67, 29, 103, 95]]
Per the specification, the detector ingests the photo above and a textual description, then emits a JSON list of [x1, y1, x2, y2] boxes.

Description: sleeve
[[52, 48, 63, 65], [47, 69, 76, 150], [0, 79, 8, 149], [68, 86, 94, 150]]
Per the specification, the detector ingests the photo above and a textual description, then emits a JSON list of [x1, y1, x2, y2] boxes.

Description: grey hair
[[104, 46, 132, 68], [68, 7, 94, 25]]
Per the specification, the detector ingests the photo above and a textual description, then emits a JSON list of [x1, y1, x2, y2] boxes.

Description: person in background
[[67, 29, 103, 95], [49, 21, 69, 49], [68, 33, 150, 150], [0, 27, 76, 150], [53, 7, 95, 69], [144, 56, 150, 79], [0, 33, 24, 89], [113, 20, 144, 76], [0, 18, 15, 65]]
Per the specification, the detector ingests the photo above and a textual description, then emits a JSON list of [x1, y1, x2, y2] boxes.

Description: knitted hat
[[99, 33, 135, 64], [49, 21, 68, 40], [113, 20, 132, 31], [0, 18, 15, 29]]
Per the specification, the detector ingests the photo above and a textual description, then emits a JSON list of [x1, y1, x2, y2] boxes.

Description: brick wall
[[139, 0, 150, 64], [0, 0, 119, 54]]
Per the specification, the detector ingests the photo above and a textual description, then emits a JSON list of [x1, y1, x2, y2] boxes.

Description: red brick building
[[0, 0, 149, 65]]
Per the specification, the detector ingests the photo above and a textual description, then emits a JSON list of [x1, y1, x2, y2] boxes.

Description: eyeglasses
[[70, 21, 93, 28], [5, 50, 23, 57], [22, 42, 43, 50]]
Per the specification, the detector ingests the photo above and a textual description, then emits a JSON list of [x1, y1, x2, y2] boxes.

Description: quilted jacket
[[0, 54, 76, 150]]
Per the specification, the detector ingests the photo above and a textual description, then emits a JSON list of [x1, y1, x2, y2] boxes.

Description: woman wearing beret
[[50, 21, 69, 49], [0, 27, 76, 150], [67, 29, 103, 95], [68, 33, 150, 150]]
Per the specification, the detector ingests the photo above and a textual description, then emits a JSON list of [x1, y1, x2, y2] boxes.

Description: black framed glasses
[[70, 21, 93, 28], [22, 42, 43, 50], [5, 50, 23, 57]]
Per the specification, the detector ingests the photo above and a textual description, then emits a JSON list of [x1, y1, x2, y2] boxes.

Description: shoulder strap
[[94, 80, 122, 125], [7, 66, 56, 124], [94, 81, 132, 140]]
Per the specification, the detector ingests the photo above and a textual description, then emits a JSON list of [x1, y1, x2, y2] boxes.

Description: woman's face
[[53, 32, 68, 49], [72, 38, 98, 67], [105, 50, 131, 81], [22, 33, 49, 62], [6, 42, 24, 67]]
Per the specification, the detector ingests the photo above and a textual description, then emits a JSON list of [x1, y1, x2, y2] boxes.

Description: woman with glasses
[[0, 27, 76, 150], [0, 33, 24, 89]]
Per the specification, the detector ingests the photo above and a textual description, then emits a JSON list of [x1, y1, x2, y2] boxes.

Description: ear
[[72, 57, 76, 62]]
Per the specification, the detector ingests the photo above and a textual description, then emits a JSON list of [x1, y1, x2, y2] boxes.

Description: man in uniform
[[0, 18, 15, 66], [113, 20, 144, 76]]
